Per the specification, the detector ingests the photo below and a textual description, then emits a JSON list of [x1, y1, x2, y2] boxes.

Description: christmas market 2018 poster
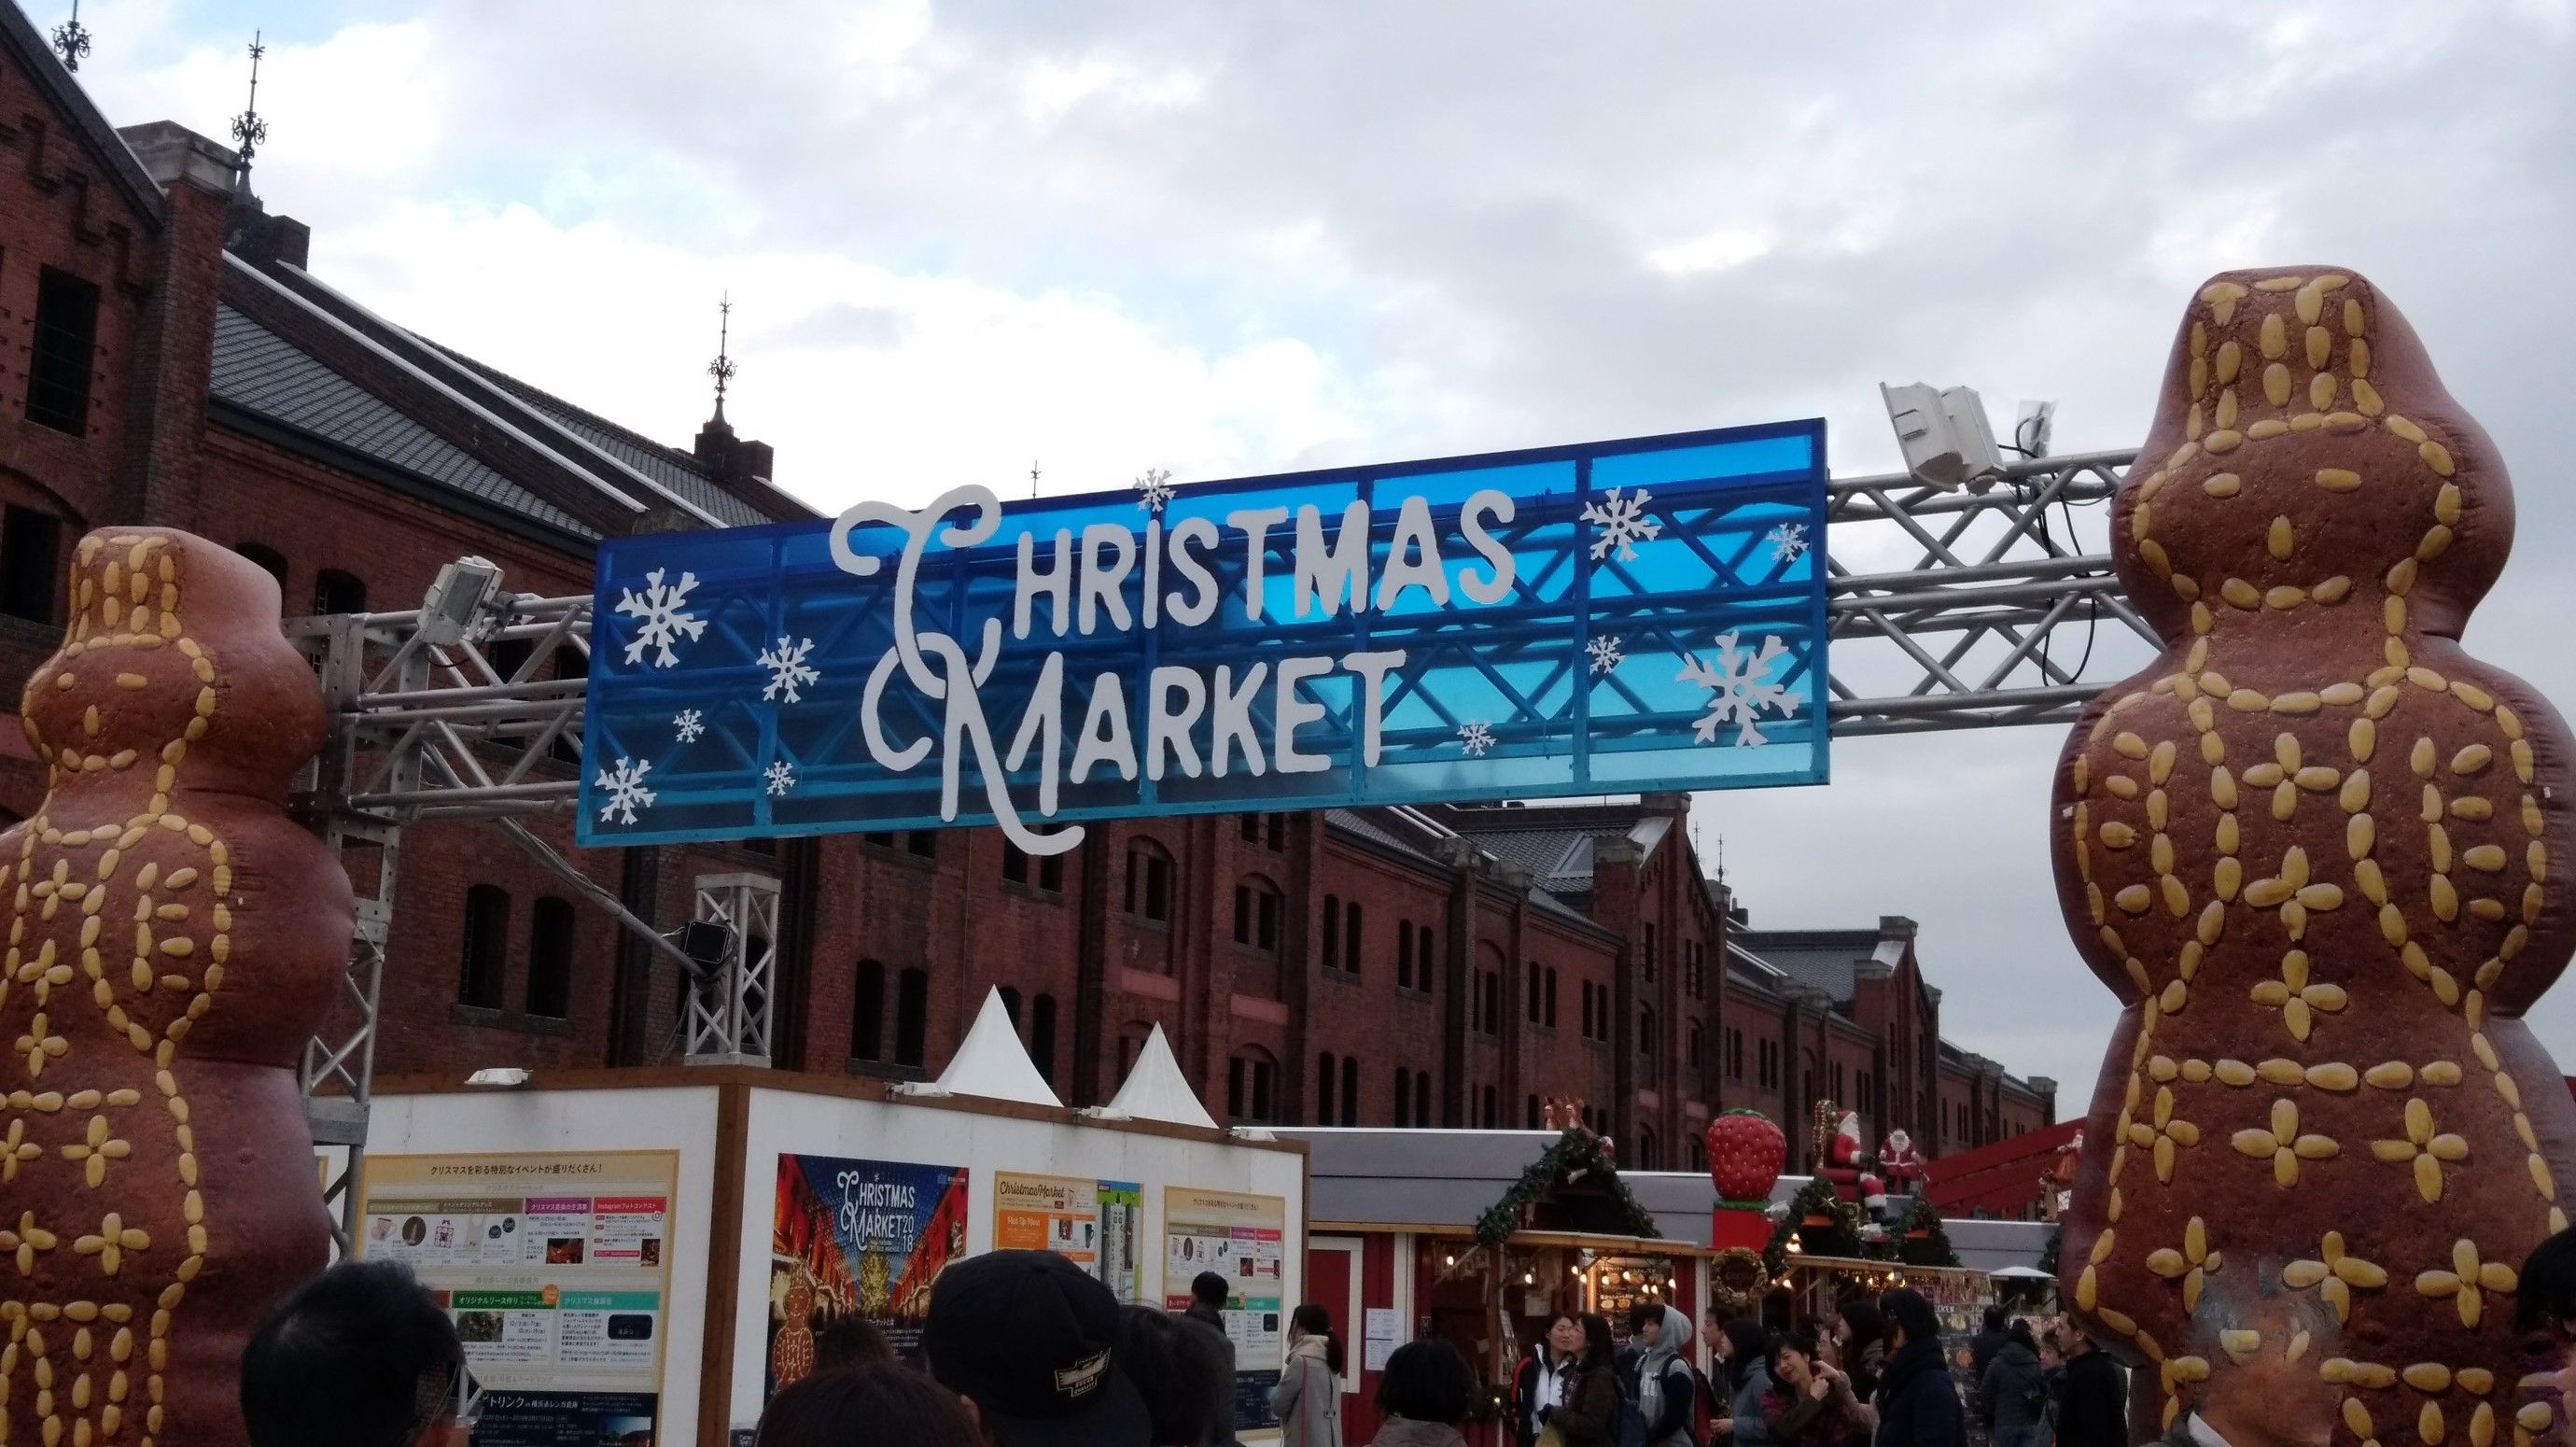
[[766, 1153, 969, 1393]]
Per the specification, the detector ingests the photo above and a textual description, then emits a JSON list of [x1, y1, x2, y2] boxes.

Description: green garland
[[1897, 1194, 1960, 1268], [1759, 1176, 1883, 1276], [1472, 1127, 1661, 1248]]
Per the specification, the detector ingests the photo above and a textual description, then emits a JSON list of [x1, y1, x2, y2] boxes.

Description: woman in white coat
[[1269, 1303, 1345, 1447]]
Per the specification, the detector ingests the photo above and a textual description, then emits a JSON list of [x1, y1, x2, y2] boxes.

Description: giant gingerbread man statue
[[2053, 270, 2576, 1446], [0, 530, 351, 1445]]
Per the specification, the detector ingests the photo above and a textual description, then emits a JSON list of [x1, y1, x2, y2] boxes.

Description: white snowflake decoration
[[1457, 721, 1496, 757], [765, 759, 797, 796], [1580, 485, 1662, 561], [1767, 522, 1809, 564], [1586, 635, 1625, 676], [1135, 467, 1177, 513], [594, 756, 658, 824], [756, 636, 820, 703], [1676, 630, 1802, 747], [613, 569, 707, 668], [672, 709, 705, 743]]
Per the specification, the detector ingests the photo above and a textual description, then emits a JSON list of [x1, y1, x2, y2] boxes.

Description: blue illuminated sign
[[578, 419, 1827, 850]]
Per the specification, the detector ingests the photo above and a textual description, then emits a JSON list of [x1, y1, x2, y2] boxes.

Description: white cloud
[[1647, 227, 1771, 276]]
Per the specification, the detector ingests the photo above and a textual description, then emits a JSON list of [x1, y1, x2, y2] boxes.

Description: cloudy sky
[[65, 0, 2576, 1101]]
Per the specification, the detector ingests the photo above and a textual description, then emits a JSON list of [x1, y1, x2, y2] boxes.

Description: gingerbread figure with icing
[[0, 530, 352, 1445]]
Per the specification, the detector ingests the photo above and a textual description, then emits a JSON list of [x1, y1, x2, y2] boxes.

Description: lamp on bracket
[[1882, 383, 2004, 492]]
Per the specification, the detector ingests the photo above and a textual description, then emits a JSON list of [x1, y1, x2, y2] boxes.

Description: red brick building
[[0, 9, 2051, 1175]]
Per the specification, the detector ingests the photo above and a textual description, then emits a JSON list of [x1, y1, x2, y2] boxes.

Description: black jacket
[[1967, 1330, 2008, 1386], [2052, 1350, 2128, 1447], [1979, 1342, 2045, 1430], [1181, 1303, 1241, 1447], [1873, 1338, 1963, 1447]]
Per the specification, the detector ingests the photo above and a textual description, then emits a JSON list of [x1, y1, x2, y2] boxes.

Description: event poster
[[356, 1149, 678, 1447], [993, 1173, 1142, 1304], [768, 1153, 970, 1392], [1164, 1187, 1287, 1433]]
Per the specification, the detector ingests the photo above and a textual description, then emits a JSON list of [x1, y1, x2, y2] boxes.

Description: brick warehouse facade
[[0, 8, 2052, 1180]]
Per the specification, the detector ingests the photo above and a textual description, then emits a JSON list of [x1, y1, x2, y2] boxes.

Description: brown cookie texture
[[0, 530, 351, 1447], [2049, 270, 2576, 1446]]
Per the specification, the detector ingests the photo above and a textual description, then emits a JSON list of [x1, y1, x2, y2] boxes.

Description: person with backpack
[[1622, 1303, 1700, 1447], [1513, 1315, 1588, 1447], [1977, 1322, 2045, 1447], [1270, 1303, 1345, 1447]]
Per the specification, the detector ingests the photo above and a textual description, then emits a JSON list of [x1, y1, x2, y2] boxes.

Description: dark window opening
[[1001, 986, 1022, 1025], [1323, 896, 1341, 971], [1339, 1055, 1358, 1126], [852, 961, 886, 1061], [1317, 1052, 1337, 1124], [313, 569, 367, 616], [895, 968, 929, 1067], [458, 885, 509, 1009], [1232, 878, 1281, 954], [905, 831, 938, 859], [1125, 842, 1173, 922], [1001, 842, 1029, 884], [0, 506, 62, 623], [525, 896, 574, 1019], [1480, 1085, 1496, 1129], [236, 542, 287, 588], [26, 267, 98, 435], [1415, 1070, 1432, 1128], [1227, 1052, 1277, 1123], [1343, 903, 1363, 976], [1545, 968, 1559, 1029], [1526, 1094, 1541, 1130], [1030, 994, 1057, 1085], [1396, 920, 1413, 990], [1267, 813, 1285, 850], [1240, 813, 1261, 844]]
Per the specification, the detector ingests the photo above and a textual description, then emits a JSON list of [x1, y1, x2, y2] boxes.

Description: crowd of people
[[239, 1236, 2576, 1447]]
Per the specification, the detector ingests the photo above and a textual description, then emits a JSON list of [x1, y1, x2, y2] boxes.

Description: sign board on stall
[[994, 1171, 1144, 1304], [766, 1153, 971, 1384], [1166, 1187, 1290, 1433], [581, 420, 1828, 848], [356, 1148, 679, 1446]]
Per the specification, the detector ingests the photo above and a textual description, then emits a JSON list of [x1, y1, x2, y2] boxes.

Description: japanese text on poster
[[357, 1149, 678, 1447], [1165, 1187, 1287, 1433]]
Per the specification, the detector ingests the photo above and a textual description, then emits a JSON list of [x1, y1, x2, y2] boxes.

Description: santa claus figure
[[1875, 1129, 1926, 1196]]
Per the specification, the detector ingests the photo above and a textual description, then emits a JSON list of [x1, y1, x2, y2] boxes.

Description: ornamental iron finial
[[49, 0, 89, 72], [707, 293, 737, 418], [229, 31, 269, 184]]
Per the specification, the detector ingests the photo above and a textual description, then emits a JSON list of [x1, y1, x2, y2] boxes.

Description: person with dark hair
[[1624, 1302, 1700, 1447], [1371, 1337, 1477, 1445], [1538, 1314, 1627, 1445], [2517, 1228, 2576, 1447], [811, 1314, 894, 1373], [2043, 1316, 2124, 1447], [1968, 1305, 2009, 1390], [1121, 1304, 1228, 1447], [1978, 1321, 2045, 1447], [1713, 1318, 1776, 1446], [1833, 1299, 1886, 1406], [924, 1249, 1151, 1447], [1763, 1329, 1867, 1447], [752, 1362, 984, 1447], [1874, 1290, 1964, 1447], [241, 1260, 469, 1447], [1512, 1314, 1587, 1447], [1183, 1271, 1244, 1447], [1271, 1302, 1345, 1447]]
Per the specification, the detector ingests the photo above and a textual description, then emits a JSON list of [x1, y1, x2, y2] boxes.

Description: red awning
[[1916, 1119, 2083, 1218]]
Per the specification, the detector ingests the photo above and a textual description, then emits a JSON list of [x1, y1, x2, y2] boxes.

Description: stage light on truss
[[1882, 383, 2003, 492], [420, 555, 504, 645]]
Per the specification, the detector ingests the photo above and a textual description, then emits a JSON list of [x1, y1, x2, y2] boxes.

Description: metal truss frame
[[284, 445, 2147, 1244]]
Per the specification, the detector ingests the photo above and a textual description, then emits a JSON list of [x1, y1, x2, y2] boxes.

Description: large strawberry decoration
[[1705, 1109, 1786, 1203]]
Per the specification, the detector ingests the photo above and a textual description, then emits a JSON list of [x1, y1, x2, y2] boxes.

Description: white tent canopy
[[898, 987, 1063, 1107], [1094, 1024, 1218, 1129]]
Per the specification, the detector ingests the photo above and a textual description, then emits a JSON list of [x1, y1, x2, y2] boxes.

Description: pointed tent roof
[[907, 988, 1061, 1108], [1099, 1025, 1217, 1129]]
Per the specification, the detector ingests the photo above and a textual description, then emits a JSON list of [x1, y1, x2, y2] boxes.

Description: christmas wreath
[[1473, 1127, 1660, 1249], [1709, 1247, 1771, 1313]]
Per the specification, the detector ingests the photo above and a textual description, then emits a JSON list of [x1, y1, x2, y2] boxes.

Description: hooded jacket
[[1634, 1305, 1700, 1447], [1979, 1341, 2045, 1430]]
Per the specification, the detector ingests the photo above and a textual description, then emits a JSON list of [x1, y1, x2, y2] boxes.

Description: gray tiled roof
[[436, 350, 769, 529], [1729, 931, 1895, 1005], [210, 306, 598, 540]]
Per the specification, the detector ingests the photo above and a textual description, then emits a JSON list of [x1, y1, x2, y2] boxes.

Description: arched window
[[1393, 1063, 1412, 1128], [1116, 1022, 1156, 1081], [895, 968, 929, 1068], [1318, 1052, 1337, 1123], [312, 569, 367, 615], [1545, 968, 1559, 1029], [1480, 1085, 1497, 1129], [1640, 1007, 1657, 1059], [851, 961, 887, 1061], [236, 541, 287, 588], [1125, 838, 1174, 923], [1526, 964, 1541, 1023], [1396, 920, 1413, 989], [1688, 1020, 1703, 1070], [1001, 986, 1023, 1025], [1030, 994, 1058, 1085], [0, 505, 62, 624], [1227, 1048, 1277, 1123], [458, 885, 509, 1009], [1415, 1071, 1432, 1128], [1526, 1094, 1541, 1129], [1344, 903, 1363, 976], [1232, 875, 1282, 955], [1478, 970, 1500, 1034], [1339, 1056, 1358, 1126], [1638, 1126, 1659, 1172], [1322, 896, 1341, 971], [525, 896, 575, 1019], [1687, 1133, 1705, 1172]]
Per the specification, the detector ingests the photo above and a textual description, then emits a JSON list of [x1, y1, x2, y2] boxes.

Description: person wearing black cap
[[927, 1248, 1154, 1447]]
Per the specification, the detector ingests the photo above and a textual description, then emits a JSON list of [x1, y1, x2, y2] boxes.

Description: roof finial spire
[[707, 292, 737, 421], [229, 31, 268, 188], [49, 0, 90, 72]]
